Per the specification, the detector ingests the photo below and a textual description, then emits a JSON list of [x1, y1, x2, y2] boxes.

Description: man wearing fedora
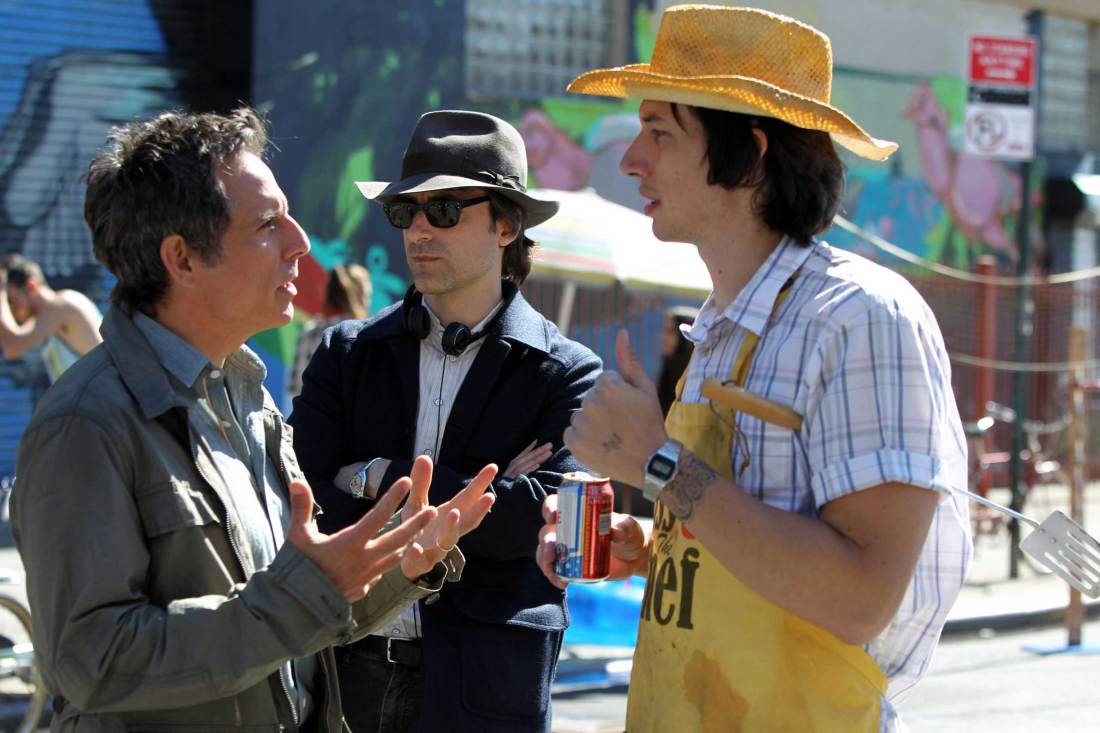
[[291, 110, 601, 732], [536, 5, 971, 732]]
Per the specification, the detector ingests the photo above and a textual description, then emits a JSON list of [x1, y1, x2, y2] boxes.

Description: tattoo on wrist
[[601, 432, 622, 454], [662, 451, 717, 521]]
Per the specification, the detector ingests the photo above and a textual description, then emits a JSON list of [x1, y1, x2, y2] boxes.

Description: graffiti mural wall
[[828, 71, 1031, 270], [0, 0, 247, 476], [0, 2, 179, 476], [254, 0, 656, 408], [256, 1, 1034, 408], [0, 2, 1044, 476]]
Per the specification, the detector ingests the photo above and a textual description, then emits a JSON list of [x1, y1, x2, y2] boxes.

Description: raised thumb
[[615, 328, 650, 389], [288, 479, 316, 535]]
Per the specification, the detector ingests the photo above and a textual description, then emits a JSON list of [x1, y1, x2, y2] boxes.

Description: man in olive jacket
[[12, 108, 496, 732]]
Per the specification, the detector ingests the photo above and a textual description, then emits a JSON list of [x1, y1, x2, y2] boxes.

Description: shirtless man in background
[[0, 253, 102, 380]]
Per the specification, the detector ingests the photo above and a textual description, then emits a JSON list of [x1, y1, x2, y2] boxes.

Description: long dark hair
[[487, 192, 535, 285], [672, 104, 845, 244]]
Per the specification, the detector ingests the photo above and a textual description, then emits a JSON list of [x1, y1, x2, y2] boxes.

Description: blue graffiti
[[365, 244, 407, 313]]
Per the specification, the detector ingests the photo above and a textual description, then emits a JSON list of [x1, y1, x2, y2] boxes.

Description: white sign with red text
[[964, 35, 1037, 161]]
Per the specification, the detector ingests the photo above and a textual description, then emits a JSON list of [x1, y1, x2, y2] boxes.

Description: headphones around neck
[[402, 286, 505, 357]]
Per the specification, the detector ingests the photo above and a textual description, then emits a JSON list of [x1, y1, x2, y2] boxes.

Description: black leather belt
[[360, 635, 422, 667]]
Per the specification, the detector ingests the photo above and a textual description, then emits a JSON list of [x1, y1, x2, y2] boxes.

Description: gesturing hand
[[399, 455, 498, 580], [287, 477, 436, 602]]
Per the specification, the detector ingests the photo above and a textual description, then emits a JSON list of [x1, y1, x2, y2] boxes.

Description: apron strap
[[734, 273, 798, 384], [676, 273, 799, 400]]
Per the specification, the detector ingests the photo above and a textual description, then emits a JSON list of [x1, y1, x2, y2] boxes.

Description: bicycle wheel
[[1019, 468, 1072, 576], [0, 594, 46, 733]]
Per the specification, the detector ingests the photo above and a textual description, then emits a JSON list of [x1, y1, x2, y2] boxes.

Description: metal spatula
[[701, 379, 1100, 599]]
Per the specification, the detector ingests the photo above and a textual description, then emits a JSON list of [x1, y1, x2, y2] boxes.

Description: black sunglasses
[[382, 196, 491, 229]]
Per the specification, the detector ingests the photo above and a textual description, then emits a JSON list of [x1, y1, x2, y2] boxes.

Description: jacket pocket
[[459, 616, 562, 723], [135, 477, 220, 538], [447, 585, 567, 631]]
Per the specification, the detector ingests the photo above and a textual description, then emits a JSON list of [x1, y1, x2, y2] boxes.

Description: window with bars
[[465, 0, 630, 101]]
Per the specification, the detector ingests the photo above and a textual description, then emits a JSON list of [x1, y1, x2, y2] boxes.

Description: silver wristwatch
[[347, 458, 381, 499], [643, 439, 683, 502]]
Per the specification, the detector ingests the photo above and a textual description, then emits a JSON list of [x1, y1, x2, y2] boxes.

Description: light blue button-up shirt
[[133, 313, 315, 723]]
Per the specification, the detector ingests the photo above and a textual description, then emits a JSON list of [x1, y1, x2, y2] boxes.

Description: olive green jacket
[[12, 308, 447, 732]]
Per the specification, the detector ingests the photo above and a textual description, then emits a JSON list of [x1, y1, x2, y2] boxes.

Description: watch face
[[648, 455, 676, 480], [349, 471, 365, 495]]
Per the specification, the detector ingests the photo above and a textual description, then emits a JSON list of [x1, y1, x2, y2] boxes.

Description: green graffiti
[[250, 320, 302, 366], [923, 216, 971, 269], [312, 70, 338, 104], [379, 50, 401, 80], [634, 6, 656, 62], [337, 145, 374, 242], [365, 244, 407, 313], [929, 76, 966, 130], [540, 97, 635, 140], [309, 235, 349, 271]]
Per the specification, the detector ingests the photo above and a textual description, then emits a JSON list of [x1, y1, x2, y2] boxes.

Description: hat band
[[401, 151, 525, 193]]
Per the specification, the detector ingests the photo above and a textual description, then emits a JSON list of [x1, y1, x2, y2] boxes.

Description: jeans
[[335, 643, 423, 733]]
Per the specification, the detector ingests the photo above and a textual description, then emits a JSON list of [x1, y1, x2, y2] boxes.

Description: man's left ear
[[160, 233, 200, 288]]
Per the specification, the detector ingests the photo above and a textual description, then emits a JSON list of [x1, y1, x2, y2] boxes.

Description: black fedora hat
[[356, 110, 559, 227]]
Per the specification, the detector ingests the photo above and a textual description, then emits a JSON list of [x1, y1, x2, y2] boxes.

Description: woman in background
[[289, 263, 372, 398], [656, 305, 699, 416]]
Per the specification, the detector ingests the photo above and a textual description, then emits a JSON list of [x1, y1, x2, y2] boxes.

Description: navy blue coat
[[289, 284, 601, 732]]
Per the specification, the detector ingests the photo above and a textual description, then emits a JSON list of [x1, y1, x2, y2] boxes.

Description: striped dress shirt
[[378, 299, 502, 641], [679, 236, 973, 732]]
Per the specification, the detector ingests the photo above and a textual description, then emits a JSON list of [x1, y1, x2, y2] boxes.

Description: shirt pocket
[[135, 477, 221, 538]]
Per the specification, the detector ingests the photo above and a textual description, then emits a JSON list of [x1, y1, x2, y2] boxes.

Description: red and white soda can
[[554, 471, 613, 582]]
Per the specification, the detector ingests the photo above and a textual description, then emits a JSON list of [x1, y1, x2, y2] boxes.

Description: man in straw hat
[[291, 110, 601, 732], [536, 6, 971, 732]]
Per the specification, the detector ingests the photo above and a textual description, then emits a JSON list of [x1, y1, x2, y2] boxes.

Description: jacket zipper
[[185, 403, 300, 730], [267, 410, 304, 729]]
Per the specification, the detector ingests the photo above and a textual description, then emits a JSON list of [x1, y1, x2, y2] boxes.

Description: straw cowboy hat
[[567, 4, 898, 161], [356, 110, 559, 227]]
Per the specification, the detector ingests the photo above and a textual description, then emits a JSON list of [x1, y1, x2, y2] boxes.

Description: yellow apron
[[626, 294, 887, 733]]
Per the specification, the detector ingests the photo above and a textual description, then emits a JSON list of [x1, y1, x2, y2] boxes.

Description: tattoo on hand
[[663, 451, 717, 522], [601, 432, 622, 454]]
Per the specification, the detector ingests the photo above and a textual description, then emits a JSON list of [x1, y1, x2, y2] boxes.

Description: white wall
[[653, 0, 1026, 78]]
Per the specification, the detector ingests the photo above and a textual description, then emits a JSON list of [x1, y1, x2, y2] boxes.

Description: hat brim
[[568, 65, 898, 161], [355, 173, 559, 228]]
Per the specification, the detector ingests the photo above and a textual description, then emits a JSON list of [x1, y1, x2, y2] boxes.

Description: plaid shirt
[[680, 237, 972, 730]]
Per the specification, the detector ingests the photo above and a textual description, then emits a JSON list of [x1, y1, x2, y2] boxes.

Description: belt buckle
[[386, 637, 397, 664]]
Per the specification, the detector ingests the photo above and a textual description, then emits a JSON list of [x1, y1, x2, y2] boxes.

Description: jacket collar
[[100, 306, 191, 421], [377, 280, 551, 353], [689, 236, 814, 342], [491, 282, 551, 353]]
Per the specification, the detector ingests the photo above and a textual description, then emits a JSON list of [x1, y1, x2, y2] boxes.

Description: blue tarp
[[563, 578, 644, 647]]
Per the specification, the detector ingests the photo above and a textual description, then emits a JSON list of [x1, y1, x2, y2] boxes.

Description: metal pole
[[1008, 160, 1032, 579], [557, 280, 577, 333], [1067, 327, 1086, 646], [975, 256, 996, 498]]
